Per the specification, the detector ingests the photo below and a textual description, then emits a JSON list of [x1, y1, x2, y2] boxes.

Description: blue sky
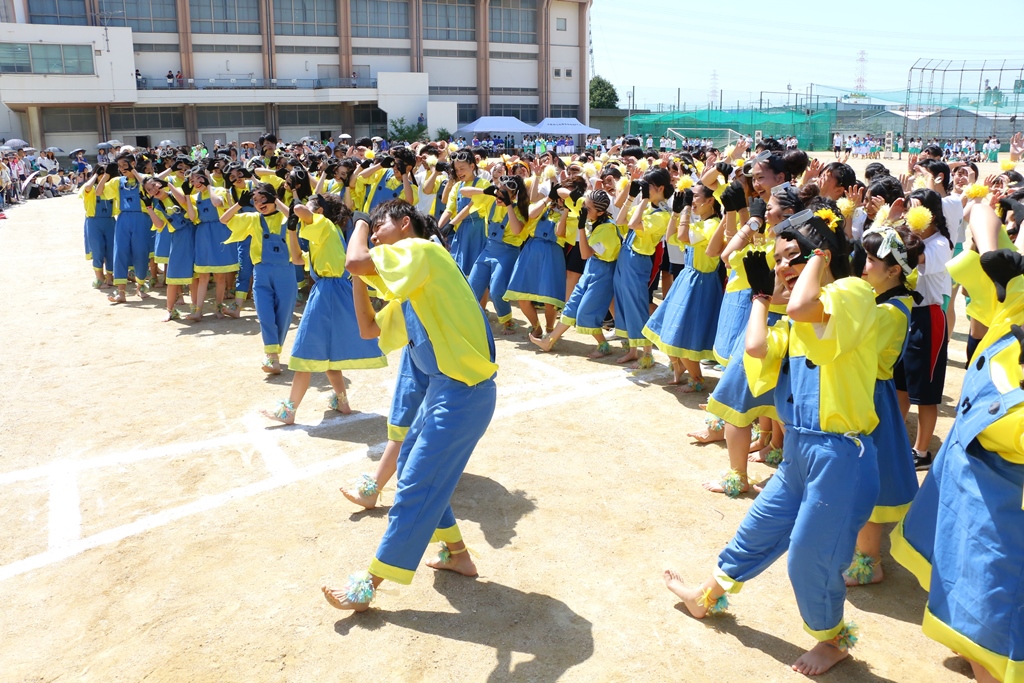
[[590, 0, 1024, 110]]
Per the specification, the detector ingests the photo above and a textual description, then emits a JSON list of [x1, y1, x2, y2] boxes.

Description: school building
[[0, 0, 591, 150]]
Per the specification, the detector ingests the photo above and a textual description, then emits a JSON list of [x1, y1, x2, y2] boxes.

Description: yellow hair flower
[[964, 183, 990, 200], [426, 156, 438, 168], [905, 205, 933, 233], [694, 159, 705, 173], [636, 158, 650, 173], [1001, 160, 1018, 171], [542, 165, 558, 180], [814, 208, 840, 232], [593, 160, 603, 171], [582, 162, 597, 178], [836, 197, 855, 219], [912, 175, 927, 190], [617, 177, 630, 193], [447, 144, 459, 153], [676, 175, 694, 192], [875, 203, 891, 225], [364, 150, 376, 159], [600, 153, 609, 163]]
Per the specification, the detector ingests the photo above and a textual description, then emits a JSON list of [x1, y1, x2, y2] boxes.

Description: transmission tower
[[709, 70, 719, 107], [855, 51, 867, 93]]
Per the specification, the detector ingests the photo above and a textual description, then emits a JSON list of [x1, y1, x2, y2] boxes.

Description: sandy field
[[0, 152, 996, 682]]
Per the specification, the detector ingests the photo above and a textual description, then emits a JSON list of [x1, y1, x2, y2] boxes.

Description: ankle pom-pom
[[272, 399, 294, 420], [437, 542, 452, 565], [597, 341, 610, 353], [843, 551, 876, 585], [637, 354, 654, 369], [721, 469, 745, 498], [356, 473, 379, 498], [750, 424, 762, 440], [765, 447, 783, 466], [698, 587, 729, 615], [830, 622, 859, 651], [705, 416, 725, 432], [344, 571, 376, 605]]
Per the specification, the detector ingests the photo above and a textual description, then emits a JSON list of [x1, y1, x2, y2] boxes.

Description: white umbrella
[[20, 170, 40, 194], [339, 134, 351, 139], [158, 140, 177, 147]]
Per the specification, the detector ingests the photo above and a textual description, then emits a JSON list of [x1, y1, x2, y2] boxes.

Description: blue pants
[[87, 215, 115, 272], [112, 212, 153, 285], [370, 376, 497, 584], [613, 248, 652, 347], [467, 240, 519, 324], [717, 428, 879, 639], [253, 263, 297, 354], [387, 349, 429, 441], [235, 237, 253, 295]]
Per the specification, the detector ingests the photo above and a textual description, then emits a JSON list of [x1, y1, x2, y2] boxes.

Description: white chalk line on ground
[[0, 364, 655, 583], [47, 465, 80, 551]]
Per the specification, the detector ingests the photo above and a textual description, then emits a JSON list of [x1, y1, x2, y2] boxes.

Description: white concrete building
[[0, 0, 591, 150]]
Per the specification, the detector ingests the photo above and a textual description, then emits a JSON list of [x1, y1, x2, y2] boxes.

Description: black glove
[[237, 190, 253, 208], [720, 182, 747, 213], [359, 158, 373, 169], [395, 159, 407, 175], [569, 187, 585, 203], [743, 249, 776, 298], [435, 161, 450, 174], [748, 197, 767, 222], [850, 242, 868, 279], [980, 249, 1024, 303], [1011, 324, 1024, 367], [483, 185, 498, 197], [548, 184, 562, 202], [141, 194, 153, 209], [105, 162, 120, 177], [379, 155, 394, 168], [275, 167, 288, 179], [497, 190, 511, 206], [287, 210, 299, 232], [715, 161, 733, 179], [577, 206, 588, 226], [998, 197, 1024, 234], [628, 180, 641, 198], [180, 179, 192, 195]]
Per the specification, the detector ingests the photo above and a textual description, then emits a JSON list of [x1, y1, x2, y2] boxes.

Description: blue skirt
[[193, 220, 238, 272], [893, 439, 1024, 679], [449, 215, 486, 276], [154, 227, 171, 264], [561, 257, 615, 335], [706, 311, 781, 426], [287, 276, 388, 372], [868, 378, 918, 523], [166, 225, 196, 285], [643, 267, 722, 361], [713, 288, 752, 366], [503, 236, 567, 308], [613, 247, 653, 347]]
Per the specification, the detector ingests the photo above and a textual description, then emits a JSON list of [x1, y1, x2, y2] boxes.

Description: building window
[[351, 0, 409, 39], [275, 45, 338, 54], [134, 43, 180, 52], [353, 105, 387, 125], [457, 103, 477, 124], [41, 106, 97, 132], [423, 0, 474, 41], [352, 46, 410, 55], [489, 0, 536, 45], [27, 0, 88, 25], [274, 0, 336, 36], [565, 68, 573, 79], [192, 44, 262, 52], [110, 106, 184, 130], [424, 49, 476, 58], [190, 0, 259, 35], [97, 0, 177, 33], [0, 43, 95, 75], [489, 103, 538, 123], [490, 86, 537, 95], [196, 105, 265, 128], [550, 105, 578, 119], [279, 104, 341, 126], [488, 51, 536, 60], [430, 86, 477, 95], [556, 17, 566, 31], [553, 68, 561, 78]]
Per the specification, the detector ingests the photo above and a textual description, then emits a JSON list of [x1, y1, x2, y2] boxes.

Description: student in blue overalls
[[323, 200, 497, 612], [892, 204, 1024, 683], [356, 144, 417, 214], [437, 149, 490, 275], [141, 176, 196, 322], [221, 183, 302, 374], [101, 154, 152, 304], [222, 163, 256, 315], [79, 168, 115, 289], [187, 165, 237, 320]]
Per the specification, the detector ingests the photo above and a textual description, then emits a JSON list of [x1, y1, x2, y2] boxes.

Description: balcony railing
[[136, 76, 377, 90]]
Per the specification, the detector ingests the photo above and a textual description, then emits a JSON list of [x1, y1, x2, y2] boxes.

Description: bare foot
[[107, 291, 126, 304], [687, 428, 725, 444], [662, 570, 708, 618], [668, 360, 685, 385], [703, 476, 749, 496], [321, 585, 370, 612], [261, 358, 282, 375], [340, 486, 379, 510], [501, 321, 516, 336], [587, 343, 612, 359], [329, 391, 352, 415], [529, 333, 554, 352], [792, 641, 849, 676], [185, 310, 202, 322], [752, 475, 773, 493], [616, 351, 638, 365], [425, 547, 478, 577], [222, 304, 240, 319], [261, 401, 295, 425]]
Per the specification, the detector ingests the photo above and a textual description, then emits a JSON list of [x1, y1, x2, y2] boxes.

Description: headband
[[862, 225, 912, 275]]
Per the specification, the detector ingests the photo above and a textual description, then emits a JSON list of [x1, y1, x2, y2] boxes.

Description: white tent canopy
[[533, 118, 599, 135], [455, 116, 538, 134]]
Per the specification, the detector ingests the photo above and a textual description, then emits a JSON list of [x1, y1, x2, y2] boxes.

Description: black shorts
[[833, 145, 841, 153], [660, 257, 684, 276], [563, 242, 586, 274], [893, 304, 948, 405]]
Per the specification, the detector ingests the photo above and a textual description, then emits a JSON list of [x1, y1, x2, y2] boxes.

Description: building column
[[538, 0, 552, 121], [98, 105, 111, 141], [260, 0, 274, 81], [265, 103, 276, 135], [183, 104, 198, 146], [177, 0, 195, 81], [578, 1, 589, 123], [476, 0, 490, 117], [410, 0, 422, 72], [338, 0, 352, 80], [26, 105, 43, 150]]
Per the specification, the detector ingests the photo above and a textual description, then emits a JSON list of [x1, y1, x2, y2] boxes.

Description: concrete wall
[[426, 100, 457, 139], [589, 108, 650, 138], [376, 72, 429, 129]]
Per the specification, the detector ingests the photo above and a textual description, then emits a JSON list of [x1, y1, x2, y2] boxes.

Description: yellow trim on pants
[[387, 424, 409, 441], [713, 567, 744, 594], [804, 620, 846, 642], [368, 558, 415, 585], [264, 344, 282, 354], [923, 607, 1024, 683], [889, 519, 932, 592], [868, 502, 911, 525], [430, 524, 463, 544], [287, 355, 388, 373]]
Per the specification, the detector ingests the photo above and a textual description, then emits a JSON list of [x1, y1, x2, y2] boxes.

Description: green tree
[[434, 127, 452, 142], [388, 116, 429, 143], [590, 75, 619, 110]]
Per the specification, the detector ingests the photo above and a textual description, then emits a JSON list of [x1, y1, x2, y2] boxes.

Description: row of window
[[0, 42, 93, 75], [27, 0, 562, 43], [40, 104, 577, 132]]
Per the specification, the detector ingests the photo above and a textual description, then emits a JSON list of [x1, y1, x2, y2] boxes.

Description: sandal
[[501, 320, 516, 335], [164, 308, 181, 321], [341, 571, 376, 606], [713, 469, 748, 498], [91, 279, 103, 289], [354, 473, 379, 498], [764, 447, 783, 466]]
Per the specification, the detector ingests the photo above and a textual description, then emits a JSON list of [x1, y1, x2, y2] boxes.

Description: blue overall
[[503, 212, 567, 307], [714, 284, 753, 366], [112, 178, 153, 284], [162, 206, 196, 285], [386, 347, 429, 442], [894, 333, 1024, 676], [448, 180, 487, 275], [467, 204, 521, 323], [193, 193, 237, 272], [717, 328, 880, 640], [613, 228, 656, 348], [364, 169, 406, 214], [231, 184, 256, 296], [560, 221, 618, 335], [371, 301, 497, 584], [87, 197, 115, 272], [706, 311, 783, 426], [252, 216, 297, 354]]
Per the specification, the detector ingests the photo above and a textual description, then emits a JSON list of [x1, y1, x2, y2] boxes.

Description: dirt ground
[[0, 152, 993, 683]]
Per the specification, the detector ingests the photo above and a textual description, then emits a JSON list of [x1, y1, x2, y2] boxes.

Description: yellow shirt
[[679, 217, 721, 274], [445, 177, 494, 222], [488, 204, 534, 248], [299, 213, 347, 278], [875, 295, 912, 381], [79, 185, 97, 217], [223, 212, 296, 265], [586, 219, 622, 263], [366, 239, 497, 386], [746, 277, 880, 434], [948, 250, 1024, 461], [362, 168, 418, 210], [623, 205, 670, 256], [557, 195, 585, 247]]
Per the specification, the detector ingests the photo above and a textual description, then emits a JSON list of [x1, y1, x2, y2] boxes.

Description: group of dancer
[[74, 131, 1024, 679]]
